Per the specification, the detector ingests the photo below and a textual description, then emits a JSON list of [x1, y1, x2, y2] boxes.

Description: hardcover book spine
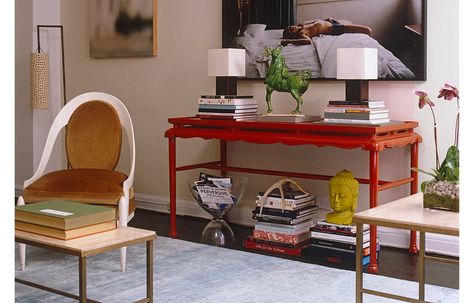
[[198, 98, 257, 105], [253, 229, 310, 244], [254, 206, 318, 219], [310, 230, 370, 244], [323, 112, 389, 120], [200, 95, 254, 99], [252, 237, 310, 248], [328, 100, 384, 106], [323, 118, 390, 124], [243, 238, 305, 256], [252, 214, 315, 225]]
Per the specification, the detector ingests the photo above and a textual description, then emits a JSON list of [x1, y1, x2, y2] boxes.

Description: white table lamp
[[337, 48, 378, 101], [208, 48, 246, 95]]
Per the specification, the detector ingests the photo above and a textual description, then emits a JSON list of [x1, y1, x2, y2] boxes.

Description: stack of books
[[197, 95, 258, 121], [15, 200, 117, 240], [302, 220, 379, 267], [323, 100, 390, 125], [243, 186, 318, 256]]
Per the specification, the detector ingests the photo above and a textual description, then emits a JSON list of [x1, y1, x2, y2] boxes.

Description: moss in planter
[[423, 193, 459, 212]]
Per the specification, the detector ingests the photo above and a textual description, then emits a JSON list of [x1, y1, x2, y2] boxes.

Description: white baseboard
[[134, 193, 459, 257]]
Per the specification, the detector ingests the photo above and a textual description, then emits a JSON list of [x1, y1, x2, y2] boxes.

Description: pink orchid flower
[[438, 83, 459, 100], [414, 90, 435, 109]]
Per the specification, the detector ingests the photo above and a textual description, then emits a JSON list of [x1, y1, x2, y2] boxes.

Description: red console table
[[165, 117, 423, 273]]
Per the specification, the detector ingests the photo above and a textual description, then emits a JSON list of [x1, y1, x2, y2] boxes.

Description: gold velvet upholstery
[[22, 169, 135, 215], [23, 100, 135, 216], [66, 101, 122, 170]]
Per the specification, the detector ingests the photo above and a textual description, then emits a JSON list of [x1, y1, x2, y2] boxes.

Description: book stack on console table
[[197, 95, 258, 121], [15, 200, 117, 240], [301, 220, 379, 267], [323, 100, 390, 125], [243, 187, 319, 257]]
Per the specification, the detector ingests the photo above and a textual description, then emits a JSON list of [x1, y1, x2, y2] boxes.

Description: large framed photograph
[[89, 0, 157, 58], [223, 0, 426, 80]]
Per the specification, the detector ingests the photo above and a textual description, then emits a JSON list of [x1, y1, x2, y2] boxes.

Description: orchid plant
[[414, 83, 460, 191]]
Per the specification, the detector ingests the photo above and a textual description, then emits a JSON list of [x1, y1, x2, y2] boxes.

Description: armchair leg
[[19, 244, 26, 271], [17, 196, 26, 270], [119, 196, 128, 272]]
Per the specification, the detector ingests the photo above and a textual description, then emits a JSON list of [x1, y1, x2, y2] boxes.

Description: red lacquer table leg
[[409, 142, 420, 253], [168, 136, 177, 238], [368, 149, 379, 273]]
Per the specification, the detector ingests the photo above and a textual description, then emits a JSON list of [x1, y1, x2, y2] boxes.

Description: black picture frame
[[222, 0, 426, 81]]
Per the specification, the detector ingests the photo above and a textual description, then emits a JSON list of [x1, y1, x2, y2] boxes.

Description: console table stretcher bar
[[176, 161, 415, 188], [165, 117, 422, 273], [15, 227, 157, 303], [353, 193, 459, 303]]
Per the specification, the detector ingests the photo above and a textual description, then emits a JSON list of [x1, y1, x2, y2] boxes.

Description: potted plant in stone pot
[[413, 83, 460, 212]]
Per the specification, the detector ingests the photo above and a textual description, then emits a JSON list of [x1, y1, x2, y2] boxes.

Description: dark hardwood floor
[[128, 208, 459, 289]]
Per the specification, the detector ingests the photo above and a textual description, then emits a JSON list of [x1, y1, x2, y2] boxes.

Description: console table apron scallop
[[165, 117, 422, 273], [15, 227, 156, 303]]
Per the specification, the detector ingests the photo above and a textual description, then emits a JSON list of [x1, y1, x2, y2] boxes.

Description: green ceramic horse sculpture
[[264, 46, 311, 114]]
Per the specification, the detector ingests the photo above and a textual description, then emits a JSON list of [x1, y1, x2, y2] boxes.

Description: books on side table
[[243, 185, 319, 257], [197, 95, 258, 121], [301, 220, 379, 267], [15, 200, 117, 240], [323, 100, 390, 125]]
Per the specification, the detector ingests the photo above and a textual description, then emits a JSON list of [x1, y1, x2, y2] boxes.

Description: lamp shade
[[30, 52, 49, 109], [208, 48, 246, 77], [336, 48, 378, 80]]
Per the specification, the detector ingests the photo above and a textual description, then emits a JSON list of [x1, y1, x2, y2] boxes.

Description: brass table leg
[[79, 256, 87, 303], [147, 240, 154, 302], [419, 231, 426, 301], [356, 223, 363, 303]]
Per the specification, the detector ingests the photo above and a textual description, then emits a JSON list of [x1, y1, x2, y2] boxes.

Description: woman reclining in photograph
[[281, 18, 372, 46]]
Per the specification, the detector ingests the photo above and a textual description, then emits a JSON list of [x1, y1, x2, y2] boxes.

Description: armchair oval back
[[66, 101, 122, 169]]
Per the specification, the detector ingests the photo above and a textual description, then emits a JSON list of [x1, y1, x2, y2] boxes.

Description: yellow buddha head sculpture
[[326, 169, 359, 225]]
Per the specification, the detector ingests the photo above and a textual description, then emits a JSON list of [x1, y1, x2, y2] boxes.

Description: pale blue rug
[[15, 236, 458, 302]]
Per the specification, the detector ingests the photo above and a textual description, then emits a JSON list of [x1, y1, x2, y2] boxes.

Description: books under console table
[[164, 116, 423, 273]]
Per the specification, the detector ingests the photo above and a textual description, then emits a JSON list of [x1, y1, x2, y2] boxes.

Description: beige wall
[[16, 0, 458, 239], [15, 0, 34, 187]]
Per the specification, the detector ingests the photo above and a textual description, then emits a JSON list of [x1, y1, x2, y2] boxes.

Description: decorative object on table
[[89, 0, 157, 58], [244, 178, 317, 256], [197, 95, 258, 121], [336, 48, 378, 102], [208, 48, 246, 95], [326, 170, 359, 225], [188, 172, 248, 247], [31, 25, 67, 109], [413, 83, 460, 212], [263, 46, 311, 114]]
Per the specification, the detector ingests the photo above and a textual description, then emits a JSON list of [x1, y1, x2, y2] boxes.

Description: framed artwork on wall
[[222, 0, 426, 81], [89, 0, 157, 58]]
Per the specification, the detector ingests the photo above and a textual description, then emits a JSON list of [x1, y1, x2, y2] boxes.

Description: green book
[[15, 200, 116, 230]]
